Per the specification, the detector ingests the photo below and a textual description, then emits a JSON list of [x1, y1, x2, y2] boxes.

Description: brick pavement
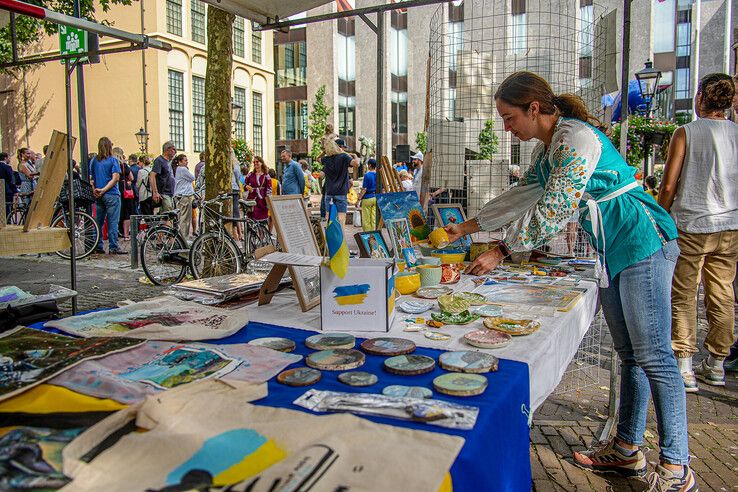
[[2, 254, 737, 491]]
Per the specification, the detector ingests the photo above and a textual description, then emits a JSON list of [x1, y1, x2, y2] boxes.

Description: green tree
[[415, 131, 427, 153], [477, 119, 499, 160], [308, 85, 331, 162], [0, 0, 134, 64]]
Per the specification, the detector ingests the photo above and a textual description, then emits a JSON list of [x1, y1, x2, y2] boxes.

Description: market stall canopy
[[200, 0, 334, 24]]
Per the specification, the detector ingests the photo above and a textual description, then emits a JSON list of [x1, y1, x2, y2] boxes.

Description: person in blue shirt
[[279, 150, 305, 196], [0, 152, 15, 215], [445, 72, 695, 491], [358, 158, 377, 231], [90, 136, 124, 254], [394, 161, 408, 173]]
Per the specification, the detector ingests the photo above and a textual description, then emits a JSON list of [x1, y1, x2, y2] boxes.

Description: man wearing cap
[[411, 151, 423, 196], [321, 138, 358, 224]]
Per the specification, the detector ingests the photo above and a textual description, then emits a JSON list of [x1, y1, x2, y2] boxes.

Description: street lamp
[[635, 60, 662, 116], [231, 101, 242, 135], [134, 127, 149, 154]]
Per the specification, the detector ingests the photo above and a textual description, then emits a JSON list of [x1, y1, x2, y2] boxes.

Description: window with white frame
[[233, 87, 246, 141], [191, 0, 206, 44], [166, 0, 183, 36], [192, 76, 205, 152], [675, 67, 690, 100], [252, 92, 263, 156], [251, 21, 262, 63], [168, 70, 185, 150], [233, 17, 245, 58]]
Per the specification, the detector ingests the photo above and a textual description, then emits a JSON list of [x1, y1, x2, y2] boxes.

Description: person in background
[[300, 159, 315, 205], [267, 168, 280, 233], [244, 155, 271, 222], [357, 158, 377, 231], [150, 141, 177, 213], [129, 154, 141, 214], [410, 151, 423, 196], [90, 137, 124, 254], [279, 150, 305, 196], [114, 147, 135, 240], [195, 152, 206, 181], [659, 73, 738, 391], [399, 170, 414, 192], [0, 152, 15, 215], [173, 154, 195, 240], [16, 148, 36, 206], [321, 139, 357, 224], [35, 145, 48, 176], [231, 155, 244, 242], [136, 155, 154, 216], [394, 161, 408, 173], [644, 175, 659, 200]]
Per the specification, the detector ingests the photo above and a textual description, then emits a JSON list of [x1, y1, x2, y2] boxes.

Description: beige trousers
[[671, 229, 738, 358], [176, 194, 193, 239]]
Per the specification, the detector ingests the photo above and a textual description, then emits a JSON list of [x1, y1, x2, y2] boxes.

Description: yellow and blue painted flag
[[325, 203, 349, 278]]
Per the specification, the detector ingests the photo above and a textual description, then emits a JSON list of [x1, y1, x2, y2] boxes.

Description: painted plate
[[305, 333, 356, 350], [276, 367, 322, 387], [483, 317, 541, 336], [463, 329, 513, 349], [397, 301, 434, 314], [453, 292, 487, 306], [337, 371, 379, 387], [360, 337, 416, 356], [433, 373, 488, 397], [472, 304, 504, 317], [306, 349, 365, 371], [248, 337, 297, 353], [415, 286, 453, 299], [437, 294, 471, 314], [382, 385, 433, 399], [439, 350, 499, 373], [384, 354, 436, 375], [431, 310, 480, 325]]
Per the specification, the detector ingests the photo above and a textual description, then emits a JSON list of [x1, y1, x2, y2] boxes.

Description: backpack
[[137, 168, 152, 200]]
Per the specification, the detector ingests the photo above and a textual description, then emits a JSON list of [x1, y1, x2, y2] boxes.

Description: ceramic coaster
[[248, 337, 296, 353], [276, 367, 321, 387], [305, 333, 356, 350], [384, 354, 436, 375], [483, 317, 541, 336], [463, 329, 513, 349], [360, 337, 416, 356], [424, 331, 450, 341], [433, 373, 488, 397], [306, 349, 365, 371], [415, 286, 452, 299], [382, 385, 433, 399], [397, 301, 434, 314], [439, 351, 499, 374], [337, 371, 379, 387]]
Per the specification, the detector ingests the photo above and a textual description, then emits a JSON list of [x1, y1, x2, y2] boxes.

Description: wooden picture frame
[[354, 230, 392, 259], [266, 195, 321, 311], [431, 203, 472, 247], [386, 218, 417, 267]]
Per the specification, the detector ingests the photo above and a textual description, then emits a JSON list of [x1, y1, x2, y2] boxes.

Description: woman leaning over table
[[658, 73, 738, 391], [444, 71, 694, 491]]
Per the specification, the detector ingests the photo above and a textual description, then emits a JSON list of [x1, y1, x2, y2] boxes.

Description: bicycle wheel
[[140, 226, 188, 286], [189, 232, 242, 279], [245, 221, 274, 259], [52, 210, 101, 260]]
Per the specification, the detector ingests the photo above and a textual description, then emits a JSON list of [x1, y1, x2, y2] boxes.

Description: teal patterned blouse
[[477, 118, 677, 279]]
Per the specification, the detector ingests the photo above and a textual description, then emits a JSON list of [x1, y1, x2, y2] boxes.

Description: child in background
[[645, 175, 659, 200]]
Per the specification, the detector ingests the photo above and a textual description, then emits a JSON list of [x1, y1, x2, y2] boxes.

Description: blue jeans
[[600, 240, 689, 465], [95, 193, 121, 252], [324, 194, 348, 214]]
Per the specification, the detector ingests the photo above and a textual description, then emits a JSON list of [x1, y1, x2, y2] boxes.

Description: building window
[[675, 67, 690, 100], [337, 33, 356, 82], [391, 91, 408, 135], [275, 101, 308, 141], [233, 86, 246, 141], [233, 16, 245, 58], [511, 0, 526, 55], [511, 137, 521, 165], [251, 22, 262, 63], [252, 91, 263, 156], [191, 0, 206, 44], [448, 21, 464, 72], [338, 95, 355, 137], [390, 26, 408, 77], [192, 76, 205, 152], [168, 70, 185, 150], [652, 0, 676, 54], [275, 42, 307, 87], [166, 0, 183, 36]]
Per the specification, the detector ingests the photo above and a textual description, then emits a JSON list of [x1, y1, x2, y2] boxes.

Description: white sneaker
[[680, 371, 699, 393], [694, 359, 725, 386]]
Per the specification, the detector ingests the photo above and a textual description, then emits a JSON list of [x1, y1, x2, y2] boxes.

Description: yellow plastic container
[[395, 272, 421, 295]]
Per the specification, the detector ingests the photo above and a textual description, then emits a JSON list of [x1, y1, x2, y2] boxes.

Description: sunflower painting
[[376, 192, 430, 242]]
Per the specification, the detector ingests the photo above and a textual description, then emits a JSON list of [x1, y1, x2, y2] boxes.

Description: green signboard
[[59, 25, 88, 63]]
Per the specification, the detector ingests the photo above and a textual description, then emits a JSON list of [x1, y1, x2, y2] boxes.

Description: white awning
[[200, 0, 334, 24]]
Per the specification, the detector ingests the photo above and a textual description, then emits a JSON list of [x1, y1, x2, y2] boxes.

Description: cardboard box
[[320, 258, 396, 332]]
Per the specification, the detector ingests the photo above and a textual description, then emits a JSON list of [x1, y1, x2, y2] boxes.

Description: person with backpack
[[136, 155, 154, 216]]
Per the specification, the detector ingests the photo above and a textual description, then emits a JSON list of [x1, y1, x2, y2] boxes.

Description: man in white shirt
[[410, 151, 423, 197]]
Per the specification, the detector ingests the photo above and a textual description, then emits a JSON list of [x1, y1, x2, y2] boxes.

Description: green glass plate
[[431, 310, 481, 325]]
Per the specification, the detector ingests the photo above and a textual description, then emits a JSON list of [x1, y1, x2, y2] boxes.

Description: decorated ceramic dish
[[483, 317, 541, 336], [360, 337, 416, 356], [306, 349, 365, 371], [431, 310, 480, 325], [248, 337, 297, 353], [397, 300, 435, 314], [433, 373, 488, 396], [276, 367, 322, 386], [472, 304, 504, 317], [382, 385, 433, 399], [463, 329, 513, 349], [437, 293, 471, 314], [383, 354, 436, 375], [337, 371, 379, 387], [440, 264, 462, 284], [453, 292, 487, 306], [439, 351, 499, 374], [415, 286, 453, 299], [305, 333, 356, 350], [424, 331, 451, 341]]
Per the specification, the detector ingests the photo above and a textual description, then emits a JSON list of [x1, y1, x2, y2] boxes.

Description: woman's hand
[[245, 185, 253, 192], [444, 223, 465, 244], [466, 248, 505, 276]]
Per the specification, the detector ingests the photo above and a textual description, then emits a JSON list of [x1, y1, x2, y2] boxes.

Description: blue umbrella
[[608, 80, 648, 122]]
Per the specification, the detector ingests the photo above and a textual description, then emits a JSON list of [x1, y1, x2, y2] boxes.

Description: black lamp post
[[231, 101, 243, 136], [634, 60, 662, 185], [134, 127, 149, 154]]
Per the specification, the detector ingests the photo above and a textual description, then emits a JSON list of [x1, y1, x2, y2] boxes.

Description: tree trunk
[[205, 6, 235, 213]]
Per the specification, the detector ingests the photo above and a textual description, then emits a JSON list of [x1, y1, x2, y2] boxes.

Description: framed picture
[[376, 191, 430, 243], [431, 203, 472, 247], [266, 195, 321, 311], [386, 218, 417, 267], [354, 230, 392, 259]]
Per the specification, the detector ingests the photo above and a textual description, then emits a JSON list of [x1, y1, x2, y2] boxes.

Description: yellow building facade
[[0, 0, 275, 168]]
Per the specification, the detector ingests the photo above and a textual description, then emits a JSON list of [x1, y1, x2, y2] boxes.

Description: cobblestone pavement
[[2, 253, 737, 491]]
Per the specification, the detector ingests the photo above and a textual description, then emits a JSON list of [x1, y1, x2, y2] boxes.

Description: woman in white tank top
[[659, 72, 738, 391]]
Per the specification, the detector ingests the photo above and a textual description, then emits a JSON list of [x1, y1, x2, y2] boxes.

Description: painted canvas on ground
[[431, 203, 472, 248], [472, 283, 586, 312], [354, 230, 392, 259], [48, 340, 301, 404], [0, 286, 31, 305], [45, 297, 249, 341], [376, 192, 429, 242], [0, 426, 84, 490], [0, 327, 143, 402], [172, 273, 268, 299]]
